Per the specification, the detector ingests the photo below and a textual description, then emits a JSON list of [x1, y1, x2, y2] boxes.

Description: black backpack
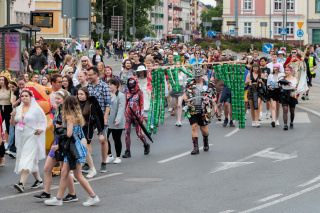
[[89, 96, 104, 127]]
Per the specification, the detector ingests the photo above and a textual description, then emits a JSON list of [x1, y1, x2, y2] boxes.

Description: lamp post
[[113, 5, 117, 41]]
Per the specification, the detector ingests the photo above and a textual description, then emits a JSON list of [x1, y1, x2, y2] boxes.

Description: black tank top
[[250, 72, 261, 83]]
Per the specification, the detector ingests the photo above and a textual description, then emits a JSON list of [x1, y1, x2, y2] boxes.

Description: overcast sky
[[200, 0, 216, 6]]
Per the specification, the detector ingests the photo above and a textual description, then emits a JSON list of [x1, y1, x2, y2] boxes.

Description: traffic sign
[[96, 23, 105, 29], [280, 28, 287, 35], [297, 22, 304, 29], [215, 40, 221, 47], [297, 29, 304, 37], [208, 31, 216, 36], [263, 43, 273, 54], [172, 39, 176, 44], [194, 30, 199, 35], [230, 30, 234, 35], [280, 47, 287, 54]]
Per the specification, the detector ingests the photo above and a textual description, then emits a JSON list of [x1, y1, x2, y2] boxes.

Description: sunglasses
[[81, 60, 87, 62], [195, 53, 200, 55], [68, 72, 74, 74], [291, 52, 297, 54], [221, 55, 226, 57]]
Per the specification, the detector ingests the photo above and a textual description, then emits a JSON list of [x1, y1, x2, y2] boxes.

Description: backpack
[[88, 95, 104, 127]]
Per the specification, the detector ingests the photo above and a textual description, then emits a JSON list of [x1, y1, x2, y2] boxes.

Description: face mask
[[129, 79, 136, 90]]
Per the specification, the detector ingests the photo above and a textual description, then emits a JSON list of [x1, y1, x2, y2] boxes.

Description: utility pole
[[234, 0, 239, 37], [133, 0, 135, 40], [6, 0, 10, 26], [71, 0, 77, 54], [125, 0, 127, 52], [113, 5, 117, 41], [282, 0, 285, 47], [101, 0, 103, 42]]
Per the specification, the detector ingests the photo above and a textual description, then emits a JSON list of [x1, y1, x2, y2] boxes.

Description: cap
[[159, 49, 164, 54], [278, 51, 285, 55], [273, 63, 280, 69]]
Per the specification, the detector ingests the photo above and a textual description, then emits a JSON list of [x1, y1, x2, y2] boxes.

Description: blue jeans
[[7, 124, 14, 151]]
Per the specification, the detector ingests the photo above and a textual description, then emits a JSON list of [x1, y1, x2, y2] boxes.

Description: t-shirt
[[95, 55, 101, 63], [132, 62, 144, 72]]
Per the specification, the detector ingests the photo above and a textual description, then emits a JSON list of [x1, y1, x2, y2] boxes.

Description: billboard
[[4, 33, 21, 72]]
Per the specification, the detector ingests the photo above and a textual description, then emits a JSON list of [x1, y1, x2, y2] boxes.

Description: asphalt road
[[1, 56, 320, 213]]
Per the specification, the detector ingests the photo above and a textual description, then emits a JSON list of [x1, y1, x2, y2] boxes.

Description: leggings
[[0, 105, 12, 157], [125, 115, 147, 151], [107, 129, 124, 158]]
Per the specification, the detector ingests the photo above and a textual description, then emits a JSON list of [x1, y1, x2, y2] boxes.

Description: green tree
[[92, 0, 157, 41], [200, 4, 223, 37]]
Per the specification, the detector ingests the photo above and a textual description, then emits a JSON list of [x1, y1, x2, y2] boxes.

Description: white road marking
[[296, 106, 320, 118], [253, 149, 297, 162], [0, 173, 122, 201], [210, 162, 254, 173], [219, 210, 235, 213], [238, 182, 320, 213], [237, 148, 274, 162], [158, 144, 213, 163], [225, 128, 240, 137], [298, 174, 320, 187], [257, 194, 283, 202]]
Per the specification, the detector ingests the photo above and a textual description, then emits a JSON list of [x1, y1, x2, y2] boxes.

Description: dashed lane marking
[[257, 194, 283, 203], [158, 144, 214, 163]]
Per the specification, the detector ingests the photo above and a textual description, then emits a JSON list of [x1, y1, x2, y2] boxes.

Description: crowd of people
[[0, 37, 318, 207]]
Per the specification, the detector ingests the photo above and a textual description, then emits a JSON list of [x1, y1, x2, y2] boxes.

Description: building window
[[286, 22, 293, 35], [287, 0, 294, 10], [316, 0, 320, 13], [244, 0, 251, 10], [274, 22, 282, 35], [244, 22, 251, 34], [275, 0, 282, 10]]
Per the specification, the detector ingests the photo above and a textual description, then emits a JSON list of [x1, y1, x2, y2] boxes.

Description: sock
[[91, 195, 96, 198], [306, 94, 309, 96], [192, 137, 198, 143], [260, 112, 262, 116], [203, 135, 208, 140], [57, 197, 62, 200]]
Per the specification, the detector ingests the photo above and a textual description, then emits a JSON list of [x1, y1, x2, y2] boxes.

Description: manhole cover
[[124, 178, 163, 183]]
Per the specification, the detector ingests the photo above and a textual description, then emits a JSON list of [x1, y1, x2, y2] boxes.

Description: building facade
[[181, 0, 191, 41], [222, 0, 308, 44], [150, 0, 164, 39], [35, 0, 69, 39], [307, 0, 320, 44]]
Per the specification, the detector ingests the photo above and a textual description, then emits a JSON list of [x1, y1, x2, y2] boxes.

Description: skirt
[[268, 88, 281, 102], [63, 136, 87, 164], [14, 125, 39, 174], [280, 90, 298, 107], [169, 85, 185, 97]]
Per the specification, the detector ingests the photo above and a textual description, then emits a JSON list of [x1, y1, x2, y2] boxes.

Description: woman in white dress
[[10, 89, 47, 192]]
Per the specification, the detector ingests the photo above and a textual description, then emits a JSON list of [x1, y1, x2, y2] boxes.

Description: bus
[[167, 34, 184, 44]]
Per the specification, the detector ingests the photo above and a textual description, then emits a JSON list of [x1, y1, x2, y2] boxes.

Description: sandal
[[171, 108, 175, 116]]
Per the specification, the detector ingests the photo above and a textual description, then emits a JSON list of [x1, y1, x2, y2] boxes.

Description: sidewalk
[[297, 83, 320, 118]]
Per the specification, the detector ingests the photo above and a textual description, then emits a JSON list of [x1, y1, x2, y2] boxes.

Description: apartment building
[[150, 0, 165, 39]]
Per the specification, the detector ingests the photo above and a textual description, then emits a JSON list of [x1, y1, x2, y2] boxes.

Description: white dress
[[14, 101, 46, 174]]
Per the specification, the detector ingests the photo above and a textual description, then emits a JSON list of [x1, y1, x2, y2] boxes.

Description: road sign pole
[[118, 17, 120, 41], [71, 0, 77, 54], [300, 37, 301, 50]]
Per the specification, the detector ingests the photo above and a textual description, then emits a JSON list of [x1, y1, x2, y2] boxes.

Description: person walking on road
[[267, 64, 285, 127], [10, 89, 47, 193], [44, 96, 100, 206], [86, 66, 111, 173], [279, 66, 298, 131], [106, 79, 126, 164], [92, 49, 104, 66]]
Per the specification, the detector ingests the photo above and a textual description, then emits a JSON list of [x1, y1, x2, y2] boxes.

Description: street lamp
[[113, 5, 117, 41]]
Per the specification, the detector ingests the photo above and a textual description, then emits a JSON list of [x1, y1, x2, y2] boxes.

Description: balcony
[[152, 25, 164, 30], [168, 4, 172, 8], [158, 2, 164, 7], [177, 17, 182, 21], [190, 12, 195, 16], [190, 21, 194, 25], [190, 3, 195, 7], [168, 16, 172, 21]]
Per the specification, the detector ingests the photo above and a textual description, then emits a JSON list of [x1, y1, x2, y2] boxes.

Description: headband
[[285, 67, 293, 71], [57, 90, 65, 97], [20, 88, 33, 97]]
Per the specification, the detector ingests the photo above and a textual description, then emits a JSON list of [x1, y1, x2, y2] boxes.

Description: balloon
[[124, 54, 128, 59]]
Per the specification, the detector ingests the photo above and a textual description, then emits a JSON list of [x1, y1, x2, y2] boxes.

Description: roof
[[0, 24, 41, 32]]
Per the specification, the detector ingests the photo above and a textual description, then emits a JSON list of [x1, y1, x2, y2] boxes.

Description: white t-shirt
[[267, 73, 285, 88]]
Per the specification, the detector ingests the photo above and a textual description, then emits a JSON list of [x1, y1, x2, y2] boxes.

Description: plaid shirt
[[87, 80, 111, 114]]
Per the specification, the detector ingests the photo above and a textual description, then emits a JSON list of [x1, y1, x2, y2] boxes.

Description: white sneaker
[[5, 150, 11, 155], [113, 158, 122, 164], [252, 121, 256, 127], [83, 196, 100, 206], [86, 168, 97, 178], [259, 116, 263, 121], [256, 122, 261, 128], [168, 108, 173, 112], [266, 112, 270, 119], [275, 120, 280, 126], [177, 121, 182, 127], [106, 156, 114, 164], [44, 197, 63, 206], [175, 121, 178, 126]]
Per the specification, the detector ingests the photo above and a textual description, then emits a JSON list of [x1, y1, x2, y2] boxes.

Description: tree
[[200, 4, 223, 37], [92, 0, 157, 41]]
